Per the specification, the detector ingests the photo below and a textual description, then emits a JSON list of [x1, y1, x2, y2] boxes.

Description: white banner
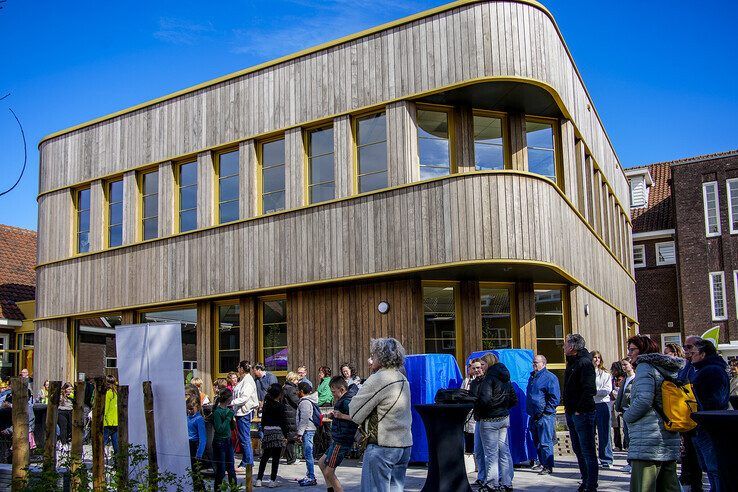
[[116, 322, 191, 489]]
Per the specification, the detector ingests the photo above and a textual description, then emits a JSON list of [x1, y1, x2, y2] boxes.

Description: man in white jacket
[[232, 360, 259, 471]]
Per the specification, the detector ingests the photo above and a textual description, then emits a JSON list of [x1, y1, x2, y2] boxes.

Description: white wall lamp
[[377, 301, 390, 314]]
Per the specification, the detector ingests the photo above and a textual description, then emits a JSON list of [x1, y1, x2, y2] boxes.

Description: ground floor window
[[260, 298, 288, 374], [423, 283, 459, 359], [534, 286, 567, 389], [217, 303, 240, 376], [140, 307, 198, 380], [75, 315, 122, 380], [481, 285, 513, 349]]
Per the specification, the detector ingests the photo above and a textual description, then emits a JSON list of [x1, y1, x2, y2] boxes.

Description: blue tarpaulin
[[467, 349, 537, 464], [404, 353, 463, 463]]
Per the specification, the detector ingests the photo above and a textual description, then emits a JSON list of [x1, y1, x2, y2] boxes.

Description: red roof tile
[[0, 225, 37, 320]]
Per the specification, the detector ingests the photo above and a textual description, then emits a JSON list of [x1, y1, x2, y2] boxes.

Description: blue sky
[[1, 0, 736, 231]]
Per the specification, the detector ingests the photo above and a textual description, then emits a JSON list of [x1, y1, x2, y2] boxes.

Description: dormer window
[[625, 168, 654, 209]]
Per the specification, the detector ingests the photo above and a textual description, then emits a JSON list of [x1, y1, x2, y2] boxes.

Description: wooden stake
[[91, 377, 106, 491], [43, 381, 61, 473], [10, 377, 30, 491], [245, 464, 253, 491], [116, 385, 129, 491], [70, 381, 86, 491], [143, 381, 158, 490]]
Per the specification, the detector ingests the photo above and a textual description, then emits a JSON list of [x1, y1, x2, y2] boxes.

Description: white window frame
[[703, 181, 721, 237], [630, 175, 647, 208], [709, 271, 727, 321], [633, 244, 646, 268], [660, 333, 681, 348], [655, 241, 676, 266], [734, 270, 738, 320], [727, 179, 738, 234]]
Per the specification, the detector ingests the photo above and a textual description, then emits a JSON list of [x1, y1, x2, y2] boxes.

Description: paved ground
[[230, 451, 633, 491]]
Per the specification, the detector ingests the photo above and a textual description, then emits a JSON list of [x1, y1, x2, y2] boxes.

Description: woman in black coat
[[282, 372, 301, 464]]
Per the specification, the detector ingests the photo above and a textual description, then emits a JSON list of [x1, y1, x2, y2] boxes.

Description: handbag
[[434, 388, 477, 404], [358, 379, 406, 451]]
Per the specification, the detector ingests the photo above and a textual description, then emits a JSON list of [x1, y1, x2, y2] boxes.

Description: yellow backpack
[[655, 373, 698, 433]]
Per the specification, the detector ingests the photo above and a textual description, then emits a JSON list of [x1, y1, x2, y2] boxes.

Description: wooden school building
[[34, 0, 637, 393]]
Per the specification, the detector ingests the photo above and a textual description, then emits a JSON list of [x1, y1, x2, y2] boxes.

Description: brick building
[[625, 164, 680, 348], [0, 224, 37, 379], [627, 150, 738, 352]]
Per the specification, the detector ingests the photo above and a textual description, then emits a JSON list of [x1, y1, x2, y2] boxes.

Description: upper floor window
[[107, 179, 123, 248], [307, 126, 335, 204], [75, 187, 91, 253], [630, 175, 647, 208], [473, 113, 505, 170], [709, 271, 727, 321], [177, 161, 198, 233], [656, 241, 675, 266], [356, 112, 387, 193], [417, 108, 451, 179], [217, 150, 240, 224], [702, 181, 720, 237], [633, 244, 646, 268], [140, 170, 159, 241], [525, 119, 557, 183], [727, 179, 738, 234], [260, 138, 286, 214]]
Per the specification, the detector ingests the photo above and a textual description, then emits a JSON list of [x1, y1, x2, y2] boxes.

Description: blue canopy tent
[[467, 349, 537, 464], [404, 353, 463, 463]]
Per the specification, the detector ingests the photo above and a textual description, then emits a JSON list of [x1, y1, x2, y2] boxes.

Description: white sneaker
[[265, 480, 277, 488], [254, 479, 262, 487]]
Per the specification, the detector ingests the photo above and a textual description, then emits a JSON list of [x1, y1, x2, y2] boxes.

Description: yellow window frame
[[304, 124, 336, 205], [257, 135, 287, 215], [137, 167, 160, 242], [258, 294, 288, 377], [416, 103, 457, 178], [175, 160, 198, 234], [213, 299, 241, 378], [479, 282, 517, 350], [352, 110, 388, 195], [73, 186, 91, 255], [215, 148, 240, 225], [104, 177, 124, 249], [524, 116, 563, 190], [471, 109, 510, 171], [421, 280, 464, 367]]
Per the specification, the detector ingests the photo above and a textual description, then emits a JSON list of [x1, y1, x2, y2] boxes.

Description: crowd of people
[[5, 332, 738, 491]]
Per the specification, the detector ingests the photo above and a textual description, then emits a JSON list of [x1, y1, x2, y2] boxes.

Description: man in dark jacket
[[320, 376, 360, 492], [526, 355, 561, 475], [691, 339, 729, 491], [253, 363, 279, 402], [563, 334, 597, 492]]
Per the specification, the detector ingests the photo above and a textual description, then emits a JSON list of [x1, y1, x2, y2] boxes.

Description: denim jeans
[[594, 402, 613, 465], [303, 430, 316, 480], [693, 428, 719, 491], [567, 412, 598, 491], [479, 417, 514, 488], [103, 426, 119, 454], [236, 413, 254, 467], [212, 438, 236, 490], [360, 444, 411, 492], [474, 421, 486, 483], [530, 414, 556, 470]]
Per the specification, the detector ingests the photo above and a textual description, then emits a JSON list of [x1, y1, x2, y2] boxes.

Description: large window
[[417, 108, 452, 179], [307, 126, 335, 204], [356, 112, 387, 193], [656, 241, 676, 266], [423, 284, 458, 358], [141, 308, 198, 377], [535, 288, 566, 365], [702, 181, 720, 237], [481, 286, 513, 349], [709, 272, 727, 321], [261, 298, 288, 374], [217, 303, 240, 376], [107, 179, 123, 248], [727, 179, 738, 234], [76, 187, 91, 253], [217, 150, 240, 224], [177, 161, 198, 233], [75, 315, 122, 379], [526, 119, 557, 182], [140, 170, 159, 240], [260, 138, 286, 214], [473, 113, 505, 170]]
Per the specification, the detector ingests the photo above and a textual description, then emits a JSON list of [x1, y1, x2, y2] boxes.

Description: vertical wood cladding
[[38, 1, 628, 208]]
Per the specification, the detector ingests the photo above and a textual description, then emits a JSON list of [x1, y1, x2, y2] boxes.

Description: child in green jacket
[[213, 388, 237, 490]]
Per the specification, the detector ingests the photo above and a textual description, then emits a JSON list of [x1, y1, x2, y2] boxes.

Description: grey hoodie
[[296, 392, 319, 436]]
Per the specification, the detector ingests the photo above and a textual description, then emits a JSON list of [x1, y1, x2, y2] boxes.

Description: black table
[[415, 403, 473, 492], [691, 410, 738, 492]]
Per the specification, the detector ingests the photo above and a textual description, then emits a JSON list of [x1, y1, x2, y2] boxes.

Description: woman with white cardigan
[[346, 338, 413, 492], [592, 350, 614, 468]]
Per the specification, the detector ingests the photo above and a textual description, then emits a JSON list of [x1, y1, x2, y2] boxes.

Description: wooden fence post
[[71, 381, 85, 491], [10, 377, 30, 491], [91, 376, 106, 491], [43, 381, 61, 473], [143, 381, 158, 490], [116, 385, 129, 491]]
